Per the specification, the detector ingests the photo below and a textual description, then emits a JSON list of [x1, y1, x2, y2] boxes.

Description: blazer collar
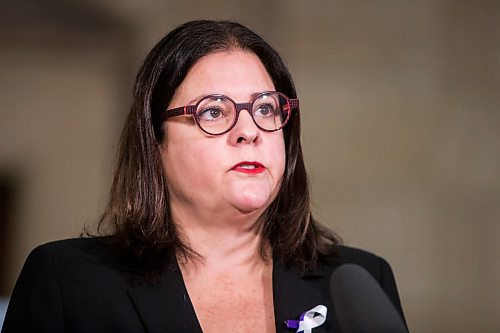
[[127, 257, 333, 333]]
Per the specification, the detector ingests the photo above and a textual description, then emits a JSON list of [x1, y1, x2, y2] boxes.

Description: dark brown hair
[[96, 20, 340, 274]]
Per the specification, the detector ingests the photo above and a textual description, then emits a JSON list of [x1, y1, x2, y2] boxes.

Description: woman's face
[[161, 50, 286, 222]]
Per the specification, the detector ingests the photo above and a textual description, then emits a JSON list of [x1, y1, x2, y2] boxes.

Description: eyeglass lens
[[194, 92, 289, 135]]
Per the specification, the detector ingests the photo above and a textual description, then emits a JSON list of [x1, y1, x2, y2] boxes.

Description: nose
[[227, 108, 260, 145]]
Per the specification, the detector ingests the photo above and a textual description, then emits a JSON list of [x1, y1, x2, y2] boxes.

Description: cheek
[[270, 136, 286, 184], [162, 123, 201, 176], [162, 138, 222, 197]]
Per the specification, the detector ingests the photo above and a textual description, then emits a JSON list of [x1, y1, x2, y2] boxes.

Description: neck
[[172, 205, 269, 270]]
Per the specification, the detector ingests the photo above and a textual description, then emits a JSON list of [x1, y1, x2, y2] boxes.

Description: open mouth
[[231, 161, 266, 174]]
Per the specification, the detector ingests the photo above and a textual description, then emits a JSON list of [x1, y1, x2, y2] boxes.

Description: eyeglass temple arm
[[289, 99, 299, 110], [161, 105, 197, 120]]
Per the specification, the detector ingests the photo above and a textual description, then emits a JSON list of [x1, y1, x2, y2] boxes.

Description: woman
[[3, 20, 405, 332]]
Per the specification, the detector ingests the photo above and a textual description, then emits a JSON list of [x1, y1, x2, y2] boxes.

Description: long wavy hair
[[96, 20, 340, 275]]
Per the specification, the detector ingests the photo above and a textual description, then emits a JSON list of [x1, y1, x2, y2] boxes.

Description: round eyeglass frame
[[160, 91, 300, 136]]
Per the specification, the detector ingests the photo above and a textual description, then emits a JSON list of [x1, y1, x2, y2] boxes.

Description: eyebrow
[[187, 91, 268, 105]]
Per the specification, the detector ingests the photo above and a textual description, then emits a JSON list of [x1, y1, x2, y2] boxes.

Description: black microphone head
[[330, 263, 407, 333]]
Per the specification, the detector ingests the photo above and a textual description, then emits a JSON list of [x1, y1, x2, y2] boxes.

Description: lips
[[230, 161, 266, 174]]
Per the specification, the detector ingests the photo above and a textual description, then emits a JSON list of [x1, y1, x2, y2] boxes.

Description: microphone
[[330, 264, 408, 333]]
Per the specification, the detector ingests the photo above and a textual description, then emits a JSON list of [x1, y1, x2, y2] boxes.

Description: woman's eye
[[255, 104, 276, 117], [198, 107, 225, 121]]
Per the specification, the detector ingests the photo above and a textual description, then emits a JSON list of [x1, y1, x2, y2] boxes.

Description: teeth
[[239, 164, 256, 169]]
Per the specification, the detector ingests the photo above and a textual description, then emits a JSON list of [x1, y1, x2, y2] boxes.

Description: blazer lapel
[[127, 261, 203, 333], [273, 261, 334, 333]]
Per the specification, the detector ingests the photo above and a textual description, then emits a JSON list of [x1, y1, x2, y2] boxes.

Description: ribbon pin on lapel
[[285, 305, 327, 333]]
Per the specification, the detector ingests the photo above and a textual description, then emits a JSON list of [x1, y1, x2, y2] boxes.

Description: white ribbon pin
[[285, 305, 327, 333]]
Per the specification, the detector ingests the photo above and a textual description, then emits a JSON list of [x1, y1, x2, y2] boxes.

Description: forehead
[[172, 50, 276, 105]]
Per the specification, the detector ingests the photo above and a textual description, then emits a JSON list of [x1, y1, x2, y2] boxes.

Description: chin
[[226, 182, 278, 215], [232, 196, 271, 215]]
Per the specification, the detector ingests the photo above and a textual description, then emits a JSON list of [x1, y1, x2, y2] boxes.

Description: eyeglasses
[[160, 91, 299, 135]]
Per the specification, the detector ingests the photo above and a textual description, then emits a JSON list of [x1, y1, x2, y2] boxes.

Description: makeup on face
[[230, 161, 266, 174]]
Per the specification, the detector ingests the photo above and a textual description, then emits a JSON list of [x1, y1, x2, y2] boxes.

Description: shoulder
[[329, 245, 405, 319], [28, 237, 112, 264], [31, 237, 102, 253], [336, 245, 393, 282], [337, 244, 385, 264], [316, 245, 397, 289], [313, 245, 396, 285], [317, 245, 401, 299], [31, 237, 106, 254], [15, 237, 146, 300], [23, 237, 127, 279]]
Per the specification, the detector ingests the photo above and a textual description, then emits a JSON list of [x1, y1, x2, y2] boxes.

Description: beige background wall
[[1, 1, 499, 332]]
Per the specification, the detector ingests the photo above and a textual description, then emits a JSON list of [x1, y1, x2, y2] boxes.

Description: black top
[[2, 238, 405, 332]]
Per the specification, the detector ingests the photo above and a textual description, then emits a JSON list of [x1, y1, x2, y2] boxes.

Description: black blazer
[[2, 238, 405, 332]]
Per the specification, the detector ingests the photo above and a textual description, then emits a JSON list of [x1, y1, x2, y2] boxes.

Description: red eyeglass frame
[[159, 91, 299, 135]]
